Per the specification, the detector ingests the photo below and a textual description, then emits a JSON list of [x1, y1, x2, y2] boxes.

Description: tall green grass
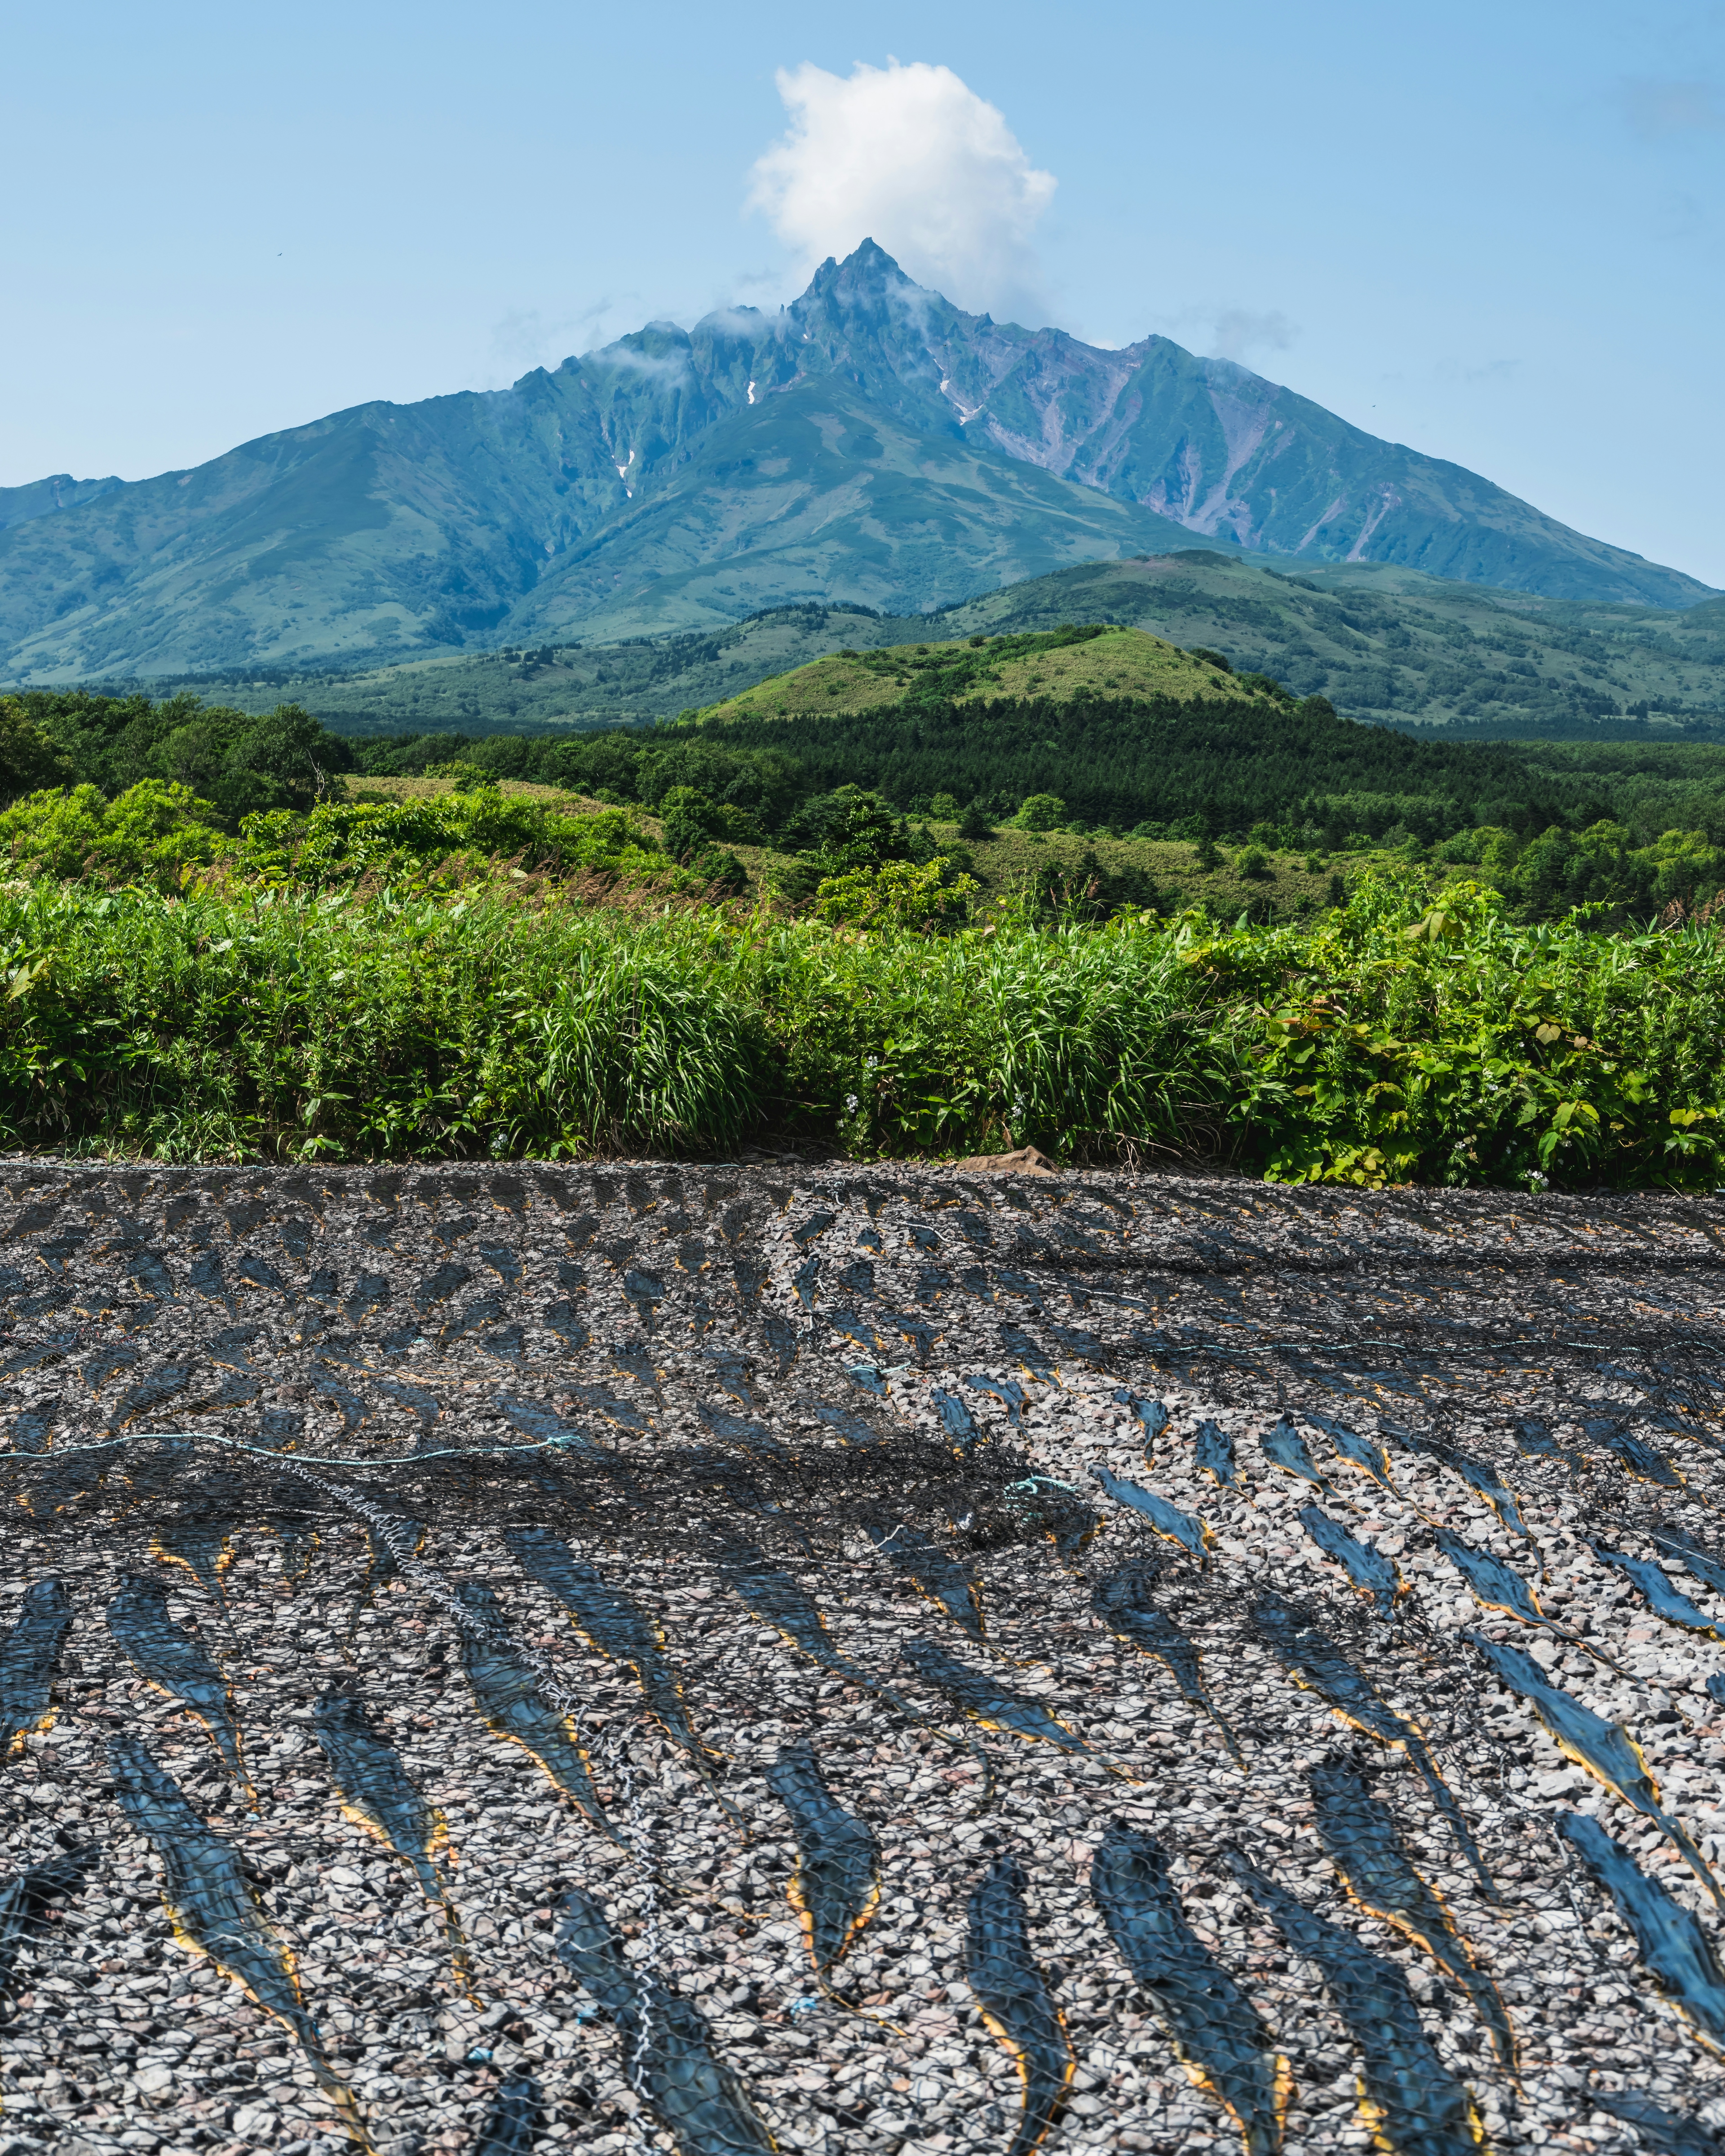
[[1, 873, 1721, 1185], [731, 914, 1230, 1161], [0, 888, 768, 1162]]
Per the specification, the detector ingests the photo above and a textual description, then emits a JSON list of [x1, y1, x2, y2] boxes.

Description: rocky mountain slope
[[1, 245, 1712, 684], [0, 472, 122, 531]]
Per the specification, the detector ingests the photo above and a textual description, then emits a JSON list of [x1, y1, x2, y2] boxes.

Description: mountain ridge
[[0, 243, 1712, 685], [96, 555, 1725, 745], [0, 471, 124, 532]]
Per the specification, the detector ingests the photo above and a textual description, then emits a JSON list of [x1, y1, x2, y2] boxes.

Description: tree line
[[5, 680, 1725, 925]]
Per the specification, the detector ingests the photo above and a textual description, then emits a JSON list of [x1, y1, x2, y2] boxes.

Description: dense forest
[[332, 694, 1552, 834], [7, 671, 1725, 927]]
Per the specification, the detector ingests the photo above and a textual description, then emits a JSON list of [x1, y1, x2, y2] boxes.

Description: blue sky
[[3, 0, 1721, 583]]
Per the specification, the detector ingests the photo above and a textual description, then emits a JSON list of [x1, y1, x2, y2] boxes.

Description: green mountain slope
[[155, 552, 1725, 742], [0, 372, 1202, 685], [940, 555, 1725, 737], [670, 614, 1557, 837], [496, 377, 1209, 637], [0, 247, 1711, 686]]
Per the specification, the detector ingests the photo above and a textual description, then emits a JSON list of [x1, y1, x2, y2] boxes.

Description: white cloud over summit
[[1206, 308, 1298, 365], [748, 60, 1057, 323]]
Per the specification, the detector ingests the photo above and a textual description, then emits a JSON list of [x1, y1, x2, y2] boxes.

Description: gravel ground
[[3, 1163, 1725, 2156]]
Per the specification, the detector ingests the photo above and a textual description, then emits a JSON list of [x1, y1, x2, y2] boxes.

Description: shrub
[[658, 786, 763, 860], [762, 855, 827, 909], [17, 692, 354, 820], [1208, 870, 1725, 1187], [0, 884, 770, 1159], [813, 857, 978, 932], [780, 786, 909, 869], [0, 780, 224, 888], [1027, 848, 1161, 925], [428, 760, 498, 794], [233, 795, 668, 892], [0, 861, 1720, 1191], [629, 741, 805, 830], [1437, 826, 1491, 865], [658, 785, 725, 864], [161, 706, 349, 821], [1015, 793, 1067, 832], [1488, 821, 1725, 926], [690, 847, 749, 898]]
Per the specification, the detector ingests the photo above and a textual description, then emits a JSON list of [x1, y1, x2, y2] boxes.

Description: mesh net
[[1, 1165, 1724, 2152]]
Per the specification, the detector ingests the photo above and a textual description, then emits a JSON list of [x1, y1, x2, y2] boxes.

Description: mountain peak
[[0, 250, 1711, 683], [837, 237, 911, 274], [797, 238, 920, 305]]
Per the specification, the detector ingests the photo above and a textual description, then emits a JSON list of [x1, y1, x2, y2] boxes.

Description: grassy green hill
[[135, 552, 1723, 743], [689, 621, 1260, 723]]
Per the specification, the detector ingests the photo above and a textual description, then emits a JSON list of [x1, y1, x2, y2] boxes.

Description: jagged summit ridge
[[0, 244, 1710, 683]]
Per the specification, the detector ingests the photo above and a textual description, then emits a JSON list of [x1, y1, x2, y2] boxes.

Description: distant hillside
[[635, 667, 1602, 845], [0, 244, 1711, 686], [138, 552, 1725, 742], [688, 621, 1260, 725], [943, 556, 1725, 740]]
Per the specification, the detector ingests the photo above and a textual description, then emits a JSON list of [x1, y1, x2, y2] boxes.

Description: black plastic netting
[[3, 1163, 1725, 2155]]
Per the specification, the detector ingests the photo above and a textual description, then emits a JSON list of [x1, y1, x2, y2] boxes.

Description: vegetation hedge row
[[0, 870, 1721, 1189]]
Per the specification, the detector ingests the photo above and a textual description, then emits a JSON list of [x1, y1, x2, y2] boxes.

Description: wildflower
[[845, 1094, 859, 1113]]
